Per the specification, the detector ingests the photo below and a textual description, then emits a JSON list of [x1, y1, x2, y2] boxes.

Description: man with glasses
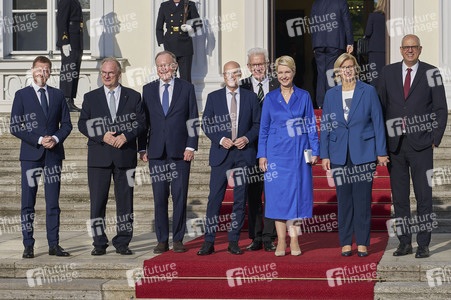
[[78, 57, 146, 256], [378, 34, 448, 258], [138, 51, 199, 254], [197, 61, 261, 256], [240, 48, 278, 252]]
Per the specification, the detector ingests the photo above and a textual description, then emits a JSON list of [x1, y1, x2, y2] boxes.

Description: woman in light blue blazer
[[320, 53, 389, 257], [258, 56, 320, 256]]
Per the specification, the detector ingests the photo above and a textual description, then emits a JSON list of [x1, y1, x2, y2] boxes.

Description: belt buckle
[[173, 26, 179, 32]]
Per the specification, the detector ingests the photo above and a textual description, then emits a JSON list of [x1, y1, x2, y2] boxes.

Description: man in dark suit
[[10, 56, 73, 258], [378, 34, 448, 258], [240, 48, 278, 252], [57, 0, 84, 112], [138, 51, 199, 254], [78, 57, 146, 256], [197, 61, 261, 256], [311, 0, 353, 108], [156, 0, 201, 83]]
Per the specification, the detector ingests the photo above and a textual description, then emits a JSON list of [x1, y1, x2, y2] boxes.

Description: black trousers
[[388, 136, 433, 247], [314, 47, 344, 107], [88, 163, 134, 249], [59, 48, 82, 99], [176, 55, 193, 83], [247, 162, 276, 242]]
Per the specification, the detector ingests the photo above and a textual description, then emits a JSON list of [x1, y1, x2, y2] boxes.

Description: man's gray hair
[[155, 50, 177, 64], [247, 47, 269, 64], [100, 57, 122, 73]]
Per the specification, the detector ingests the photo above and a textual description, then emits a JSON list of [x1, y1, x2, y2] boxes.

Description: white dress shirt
[[31, 81, 59, 145], [402, 61, 419, 86], [104, 84, 121, 112], [251, 76, 269, 98]]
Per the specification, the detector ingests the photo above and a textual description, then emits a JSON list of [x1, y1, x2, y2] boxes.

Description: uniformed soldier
[[57, 0, 84, 112], [156, 0, 202, 83]]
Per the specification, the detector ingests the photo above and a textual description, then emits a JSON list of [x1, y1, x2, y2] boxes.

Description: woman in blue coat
[[257, 56, 320, 256], [320, 53, 389, 257]]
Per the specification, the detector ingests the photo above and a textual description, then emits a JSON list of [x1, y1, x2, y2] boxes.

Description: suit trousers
[[247, 161, 276, 242], [388, 136, 433, 247], [176, 55, 193, 83], [314, 47, 344, 107], [21, 154, 62, 247], [88, 163, 134, 249], [149, 156, 191, 243], [59, 48, 82, 99], [331, 151, 375, 247], [205, 148, 248, 243]]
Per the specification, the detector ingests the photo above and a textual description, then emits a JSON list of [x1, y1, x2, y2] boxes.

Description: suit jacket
[[138, 78, 199, 159], [57, 0, 83, 50], [202, 87, 261, 167], [78, 86, 146, 168], [320, 80, 387, 165], [377, 61, 448, 152], [365, 12, 385, 53], [10, 85, 72, 161], [311, 0, 353, 50], [156, 0, 201, 57], [240, 76, 280, 108]]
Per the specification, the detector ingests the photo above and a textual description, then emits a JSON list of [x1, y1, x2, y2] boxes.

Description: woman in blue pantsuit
[[258, 56, 320, 256], [320, 53, 389, 257]]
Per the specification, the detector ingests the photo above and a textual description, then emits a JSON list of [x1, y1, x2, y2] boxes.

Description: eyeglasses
[[340, 65, 355, 71], [249, 63, 268, 68], [223, 71, 241, 77], [101, 71, 117, 77], [401, 45, 420, 51], [157, 63, 177, 69]]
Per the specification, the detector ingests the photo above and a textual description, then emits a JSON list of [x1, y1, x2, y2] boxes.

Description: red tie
[[404, 68, 412, 99]]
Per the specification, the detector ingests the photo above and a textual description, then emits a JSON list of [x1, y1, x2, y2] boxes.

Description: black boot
[[66, 98, 81, 112]]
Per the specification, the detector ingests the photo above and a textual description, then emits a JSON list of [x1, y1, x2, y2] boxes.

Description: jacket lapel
[[28, 86, 47, 120], [151, 81, 165, 117], [346, 81, 364, 122], [167, 78, 182, 116], [333, 87, 347, 124], [47, 87, 54, 119], [97, 87, 111, 119], [396, 62, 405, 101], [116, 86, 128, 116]]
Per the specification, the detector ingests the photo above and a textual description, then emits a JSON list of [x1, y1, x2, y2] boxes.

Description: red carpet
[[135, 110, 392, 299], [135, 232, 388, 299]]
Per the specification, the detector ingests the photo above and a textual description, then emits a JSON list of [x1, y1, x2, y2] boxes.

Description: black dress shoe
[[173, 241, 186, 253], [49, 245, 70, 256], [264, 241, 277, 252], [153, 242, 169, 254], [23, 246, 34, 258], [341, 251, 352, 257], [246, 240, 263, 251], [393, 243, 413, 256], [358, 251, 368, 257], [415, 246, 430, 258], [197, 242, 214, 256], [227, 241, 243, 255], [91, 248, 106, 256], [116, 245, 133, 255], [66, 98, 81, 112]]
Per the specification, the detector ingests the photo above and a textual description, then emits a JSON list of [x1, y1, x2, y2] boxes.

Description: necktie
[[230, 92, 237, 141], [39, 88, 48, 117], [404, 68, 412, 99], [109, 90, 116, 120], [257, 82, 264, 103], [162, 83, 170, 115]]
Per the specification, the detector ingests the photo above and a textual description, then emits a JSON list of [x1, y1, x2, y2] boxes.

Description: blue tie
[[39, 88, 48, 117], [162, 83, 169, 115]]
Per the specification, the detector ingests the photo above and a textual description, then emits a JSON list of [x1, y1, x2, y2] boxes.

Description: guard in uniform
[[57, 0, 84, 112], [156, 0, 201, 83]]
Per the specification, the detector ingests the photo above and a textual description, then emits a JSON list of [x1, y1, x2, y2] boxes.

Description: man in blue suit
[[138, 51, 199, 254], [10, 56, 73, 258], [197, 61, 261, 255], [311, 0, 353, 108], [78, 57, 146, 256], [378, 35, 448, 258]]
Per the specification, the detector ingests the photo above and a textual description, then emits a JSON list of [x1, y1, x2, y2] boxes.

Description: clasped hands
[[221, 137, 248, 150], [103, 131, 127, 148], [42, 136, 57, 149]]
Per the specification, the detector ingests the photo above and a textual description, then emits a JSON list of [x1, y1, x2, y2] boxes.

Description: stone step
[[0, 278, 134, 300], [374, 282, 451, 299]]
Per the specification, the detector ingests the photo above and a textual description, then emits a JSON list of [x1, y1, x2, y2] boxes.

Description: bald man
[[197, 62, 261, 255]]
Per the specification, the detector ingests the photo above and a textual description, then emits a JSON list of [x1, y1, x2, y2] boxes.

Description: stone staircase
[[0, 111, 450, 299]]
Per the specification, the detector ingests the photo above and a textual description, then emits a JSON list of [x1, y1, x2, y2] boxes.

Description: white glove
[[181, 24, 192, 32], [62, 44, 72, 57]]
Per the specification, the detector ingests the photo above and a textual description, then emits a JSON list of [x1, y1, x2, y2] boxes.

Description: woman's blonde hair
[[374, 0, 386, 14], [333, 53, 360, 82], [275, 55, 296, 73]]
